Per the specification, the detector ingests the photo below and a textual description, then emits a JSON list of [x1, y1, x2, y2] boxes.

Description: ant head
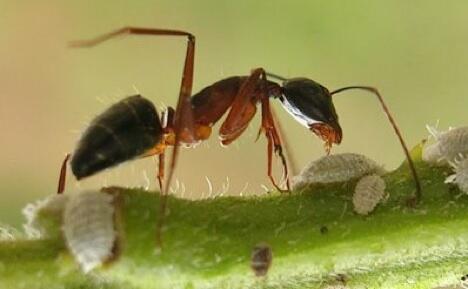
[[279, 77, 342, 149]]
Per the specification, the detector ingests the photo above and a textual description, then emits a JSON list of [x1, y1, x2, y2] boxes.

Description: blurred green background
[[1, 0, 468, 227]]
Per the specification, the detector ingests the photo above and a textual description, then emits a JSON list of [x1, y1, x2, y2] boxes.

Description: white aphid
[[353, 174, 387, 215], [292, 153, 386, 189], [0, 225, 18, 241], [446, 158, 468, 194], [22, 194, 69, 239], [423, 125, 468, 164], [63, 191, 116, 273], [421, 142, 444, 165]]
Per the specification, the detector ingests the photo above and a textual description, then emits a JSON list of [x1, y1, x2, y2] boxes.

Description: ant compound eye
[[63, 191, 118, 273]]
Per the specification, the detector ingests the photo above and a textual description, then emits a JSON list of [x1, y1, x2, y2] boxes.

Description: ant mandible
[[57, 27, 421, 245]]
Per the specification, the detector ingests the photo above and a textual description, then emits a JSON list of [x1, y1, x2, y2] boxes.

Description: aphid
[[22, 194, 69, 239], [352, 174, 386, 215], [63, 190, 117, 273], [421, 142, 444, 165], [58, 26, 421, 246], [251, 242, 273, 277], [445, 158, 468, 194], [424, 125, 468, 164], [292, 153, 386, 189], [0, 225, 17, 241]]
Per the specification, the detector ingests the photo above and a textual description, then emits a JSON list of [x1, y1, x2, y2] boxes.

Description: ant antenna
[[266, 72, 288, 82], [330, 86, 421, 203]]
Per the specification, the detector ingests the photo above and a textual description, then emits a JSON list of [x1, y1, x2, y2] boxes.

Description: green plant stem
[[0, 146, 467, 289]]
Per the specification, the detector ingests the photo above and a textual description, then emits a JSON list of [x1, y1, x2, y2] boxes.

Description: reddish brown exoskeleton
[[58, 27, 421, 246]]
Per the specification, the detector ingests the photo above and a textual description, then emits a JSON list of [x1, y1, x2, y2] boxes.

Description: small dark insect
[[320, 225, 329, 234], [251, 243, 273, 277], [461, 274, 468, 289], [57, 27, 421, 246]]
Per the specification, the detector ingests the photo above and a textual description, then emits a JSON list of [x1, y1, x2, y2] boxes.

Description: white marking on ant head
[[279, 94, 322, 129], [353, 174, 387, 215], [63, 191, 116, 273]]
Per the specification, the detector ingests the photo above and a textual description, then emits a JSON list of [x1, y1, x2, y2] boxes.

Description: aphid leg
[[57, 153, 71, 194], [330, 86, 422, 202]]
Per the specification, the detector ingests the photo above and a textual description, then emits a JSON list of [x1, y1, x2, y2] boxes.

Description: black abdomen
[[71, 95, 163, 179]]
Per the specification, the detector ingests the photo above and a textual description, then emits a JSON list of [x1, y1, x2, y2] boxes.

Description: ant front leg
[[260, 97, 291, 193], [219, 68, 290, 192]]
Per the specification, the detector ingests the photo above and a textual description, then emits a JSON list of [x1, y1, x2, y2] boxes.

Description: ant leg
[[57, 154, 70, 194], [258, 70, 290, 191], [260, 98, 291, 192], [270, 106, 299, 177], [69, 27, 194, 48], [219, 68, 290, 192], [71, 26, 197, 246], [330, 86, 421, 202], [157, 153, 165, 193], [219, 68, 265, 145], [70, 27, 195, 247], [69, 26, 196, 191], [155, 152, 166, 248]]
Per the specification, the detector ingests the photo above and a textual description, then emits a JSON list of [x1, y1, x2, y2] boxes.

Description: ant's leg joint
[[274, 144, 283, 155]]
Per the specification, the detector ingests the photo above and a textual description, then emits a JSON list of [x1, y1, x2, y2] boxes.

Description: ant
[[58, 27, 421, 246]]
